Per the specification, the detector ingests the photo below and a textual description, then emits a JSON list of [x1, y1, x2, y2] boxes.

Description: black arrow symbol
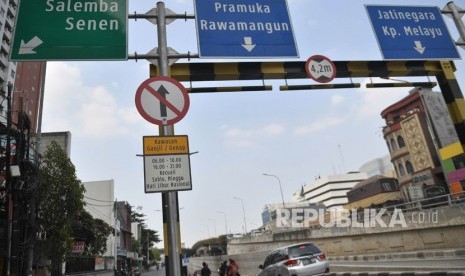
[[157, 85, 170, 117]]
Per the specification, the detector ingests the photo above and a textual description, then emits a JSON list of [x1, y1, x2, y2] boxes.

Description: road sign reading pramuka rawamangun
[[365, 5, 460, 60], [11, 0, 128, 61], [194, 0, 299, 58]]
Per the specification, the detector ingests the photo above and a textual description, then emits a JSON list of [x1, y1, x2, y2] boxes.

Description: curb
[[328, 248, 465, 262]]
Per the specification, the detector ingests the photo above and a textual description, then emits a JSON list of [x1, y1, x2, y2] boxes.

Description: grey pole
[[445, 2, 465, 46], [147, 233, 150, 265], [114, 200, 118, 271], [156, 2, 182, 276], [263, 173, 286, 209], [233, 197, 247, 234]]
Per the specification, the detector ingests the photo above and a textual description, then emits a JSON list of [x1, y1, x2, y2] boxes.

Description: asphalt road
[[141, 266, 166, 276]]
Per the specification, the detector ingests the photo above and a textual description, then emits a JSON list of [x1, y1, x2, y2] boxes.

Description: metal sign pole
[[156, 2, 182, 276], [445, 2, 465, 47]]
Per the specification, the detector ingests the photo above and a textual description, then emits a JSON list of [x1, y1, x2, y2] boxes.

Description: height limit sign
[[143, 135, 192, 193]]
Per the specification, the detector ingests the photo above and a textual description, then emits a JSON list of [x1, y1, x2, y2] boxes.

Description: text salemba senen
[[45, 0, 119, 13]]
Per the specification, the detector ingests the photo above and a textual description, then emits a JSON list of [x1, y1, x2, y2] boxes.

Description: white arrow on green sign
[[10, 0, 128, 61]]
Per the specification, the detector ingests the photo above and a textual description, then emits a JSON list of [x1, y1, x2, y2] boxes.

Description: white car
[[258, 242, 329, 276]]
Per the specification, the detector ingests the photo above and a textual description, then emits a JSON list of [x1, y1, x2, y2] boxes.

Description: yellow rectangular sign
[[143, 135, 189, 155]]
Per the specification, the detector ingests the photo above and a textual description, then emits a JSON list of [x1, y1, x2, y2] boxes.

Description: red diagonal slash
[[144, 84, 182, 115]]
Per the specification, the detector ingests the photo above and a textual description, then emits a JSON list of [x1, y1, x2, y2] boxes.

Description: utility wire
[[84, 195, 115, 203]]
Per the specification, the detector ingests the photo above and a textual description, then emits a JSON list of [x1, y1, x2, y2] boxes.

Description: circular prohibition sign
[[135, 76, 190, 125], [305, 55, 337, 83]]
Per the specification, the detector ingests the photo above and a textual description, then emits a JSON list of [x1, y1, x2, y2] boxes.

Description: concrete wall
[[228, 204, 465, 255], [188, 204, 465, 276]]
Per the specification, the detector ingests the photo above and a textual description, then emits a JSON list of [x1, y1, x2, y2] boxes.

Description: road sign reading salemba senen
[[11, 0, 127, 61], [143, 136, 192, 193]]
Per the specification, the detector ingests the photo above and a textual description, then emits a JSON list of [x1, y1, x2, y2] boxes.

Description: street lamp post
[[233, 197, 247, 234], [218, 211, 228, 235], [263, 173, 286, 208]]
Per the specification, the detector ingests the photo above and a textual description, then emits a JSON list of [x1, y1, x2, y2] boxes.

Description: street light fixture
[[233, 197, 247, 234], [263, 173, 286, 208]]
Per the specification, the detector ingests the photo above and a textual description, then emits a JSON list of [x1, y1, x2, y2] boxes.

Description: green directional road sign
[[10, 0, 127, 61]]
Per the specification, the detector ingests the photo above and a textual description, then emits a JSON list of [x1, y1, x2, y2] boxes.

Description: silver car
[[258, 242, 329, 276]]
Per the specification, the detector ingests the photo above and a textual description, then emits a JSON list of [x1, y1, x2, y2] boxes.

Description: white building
[[131, 222, 142, 241], [82, 179, 116, 258], [0, 0, 18, 123], [261, 201, 324, 231], [359, 155, 395, 178], [293, 172, 367, 210], [37, 132, 72, 156]]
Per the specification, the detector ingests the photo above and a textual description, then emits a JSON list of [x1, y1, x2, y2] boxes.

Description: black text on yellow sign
[[143, 135, 189, 155]]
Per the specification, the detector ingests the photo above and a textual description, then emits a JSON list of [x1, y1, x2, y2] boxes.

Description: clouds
[[293, 116, 346, 135], [43, 62, 145, 139], [217, 79, 411, 147], [354, 78, 411, 119], [221, 123, 285, 147]]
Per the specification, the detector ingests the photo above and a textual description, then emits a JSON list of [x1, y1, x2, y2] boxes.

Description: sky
[[39, 0, 465, 248]]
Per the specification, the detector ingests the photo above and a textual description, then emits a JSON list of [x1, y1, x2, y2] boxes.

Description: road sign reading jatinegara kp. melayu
[[11, 0, 127, 61], [365, 5, 460, 60], [194, 0, 298, 58]]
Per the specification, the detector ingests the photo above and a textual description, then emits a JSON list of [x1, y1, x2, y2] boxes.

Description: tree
[[131, 209, 146, 224], [141, 228, 161, 256], [35, 141, 85, 275], [71, 210, 113, 256], [151, 247, 161, 262]]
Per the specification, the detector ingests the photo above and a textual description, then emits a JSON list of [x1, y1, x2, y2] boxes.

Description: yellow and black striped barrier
[[152, 60, 465, 184], [187, 85, 272, 93], [150, 60, 448, 81], [280, 83, 361, 91], [366, 82, 437, 88]]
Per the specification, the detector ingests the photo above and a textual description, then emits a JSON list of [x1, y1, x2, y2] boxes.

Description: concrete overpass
[[188, 203, 465, 275]]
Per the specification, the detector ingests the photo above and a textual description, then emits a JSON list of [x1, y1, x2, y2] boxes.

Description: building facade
[[380, 88, 459, 203], [0, 0, 18, 126], [359, 155, 395, 178], [344, 175, 402, 210], [82, 180, 116, 258], [115, 201, 133, 271], [293, 171, 368, 210], [261, 201, 324, 231], [12, 62, 47, 133]]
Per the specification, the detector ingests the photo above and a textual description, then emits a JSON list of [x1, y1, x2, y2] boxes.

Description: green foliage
[[151, 247, 161, 261], [141, 228, 161, 253], [131, 236, 141, 253], [71, 210, 113, 256], [191, 235, 227, 252], [36, 141, 85, 275], [131, 209, 146, 224]]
